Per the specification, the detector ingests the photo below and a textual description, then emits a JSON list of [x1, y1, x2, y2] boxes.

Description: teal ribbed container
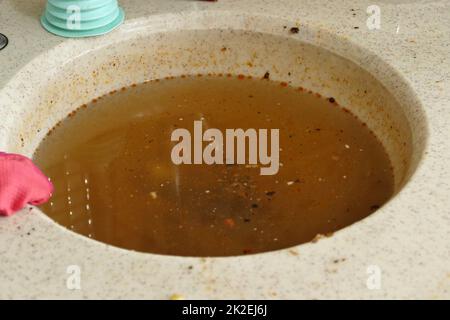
[[41, 0, 125, 38]]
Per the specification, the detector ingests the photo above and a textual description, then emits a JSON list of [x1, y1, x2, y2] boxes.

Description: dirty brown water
[[34, 75, 394, 257]]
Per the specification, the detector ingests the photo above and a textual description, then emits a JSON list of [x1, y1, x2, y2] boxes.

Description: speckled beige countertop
[[0, 0, 449, 299]]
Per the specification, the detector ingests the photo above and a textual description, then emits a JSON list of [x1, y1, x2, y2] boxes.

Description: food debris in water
[[34, 74, 394, 257]]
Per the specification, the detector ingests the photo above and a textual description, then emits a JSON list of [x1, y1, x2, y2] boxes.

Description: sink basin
[[0, 4, 447, 299]]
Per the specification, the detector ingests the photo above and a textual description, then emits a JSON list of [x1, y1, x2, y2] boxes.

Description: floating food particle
[[224, 218, 235, 228], [311, 234, 326, 243]]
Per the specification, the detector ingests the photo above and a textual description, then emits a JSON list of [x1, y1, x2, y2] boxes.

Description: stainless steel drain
[[0, 33, 8, 51]]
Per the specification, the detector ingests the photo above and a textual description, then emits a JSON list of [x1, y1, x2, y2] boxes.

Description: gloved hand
[[0, 152, 53, 216]]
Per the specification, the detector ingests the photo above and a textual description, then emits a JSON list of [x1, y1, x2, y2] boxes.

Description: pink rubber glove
[[0, 152, 53, 217]]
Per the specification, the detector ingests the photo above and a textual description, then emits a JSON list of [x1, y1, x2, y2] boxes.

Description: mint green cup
[[41, 0, 125, 38]]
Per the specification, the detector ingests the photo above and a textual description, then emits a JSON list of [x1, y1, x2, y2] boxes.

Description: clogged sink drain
[[34, 75, 393, 257]]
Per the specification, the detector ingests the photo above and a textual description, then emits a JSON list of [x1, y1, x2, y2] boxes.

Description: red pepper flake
[[237, 74, 245, 80], [280, 82, 288, 87], [243, 249, 253, 254]]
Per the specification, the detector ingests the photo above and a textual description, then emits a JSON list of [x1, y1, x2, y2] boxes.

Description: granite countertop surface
[[0, 0, 449, 299]]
